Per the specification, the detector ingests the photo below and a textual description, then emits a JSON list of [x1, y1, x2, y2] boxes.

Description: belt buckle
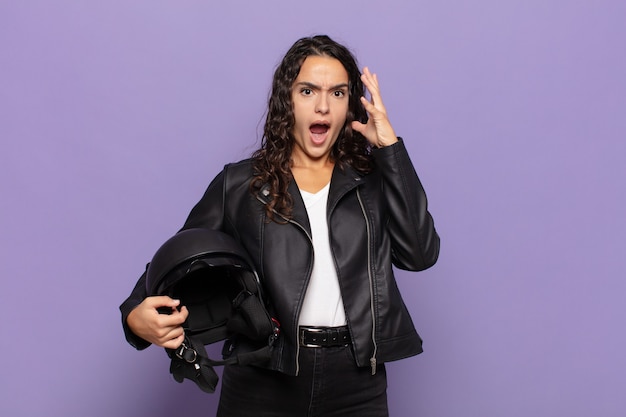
[[300, 327, 326, 348]]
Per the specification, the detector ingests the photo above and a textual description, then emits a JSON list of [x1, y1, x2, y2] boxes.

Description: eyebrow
[[294, 81, 349, 91]]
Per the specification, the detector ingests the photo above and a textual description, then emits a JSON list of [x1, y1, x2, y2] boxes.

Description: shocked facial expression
[[290, 55, 349, 166]]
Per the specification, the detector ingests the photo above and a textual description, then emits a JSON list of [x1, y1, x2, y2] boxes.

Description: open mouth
[[309, 122, 330, 144]]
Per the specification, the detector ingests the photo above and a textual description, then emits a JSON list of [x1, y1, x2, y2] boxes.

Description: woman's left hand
[[351, 67, 399, 148]]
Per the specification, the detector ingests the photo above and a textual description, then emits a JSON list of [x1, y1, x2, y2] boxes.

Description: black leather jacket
[[120, 139, 439, 376]]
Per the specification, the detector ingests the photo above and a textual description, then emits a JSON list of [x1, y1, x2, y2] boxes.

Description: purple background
[[2, 1, 625, 416]]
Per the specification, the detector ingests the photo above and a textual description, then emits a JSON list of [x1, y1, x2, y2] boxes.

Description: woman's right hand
[[126, 296, 189, 349]]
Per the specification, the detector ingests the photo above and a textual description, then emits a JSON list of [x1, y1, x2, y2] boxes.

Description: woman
[[121, 35, 440, 416]]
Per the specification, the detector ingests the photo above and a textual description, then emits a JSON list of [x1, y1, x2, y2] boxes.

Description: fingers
[[162, 332, 186, 350], [158, 324, 186, 349], [126, 296, 188, 349], [354, 66, 398, 147], [145, 295, 181, 309], [359, 95, 383, 119], [360, 67, 384, 111], [152, 308, 188, 348], [351, 119, 366, 134]]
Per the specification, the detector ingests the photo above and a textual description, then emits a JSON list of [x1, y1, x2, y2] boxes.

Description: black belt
[[299, 326, 350, 348]]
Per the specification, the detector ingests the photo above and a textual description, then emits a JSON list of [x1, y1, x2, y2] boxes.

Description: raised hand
[[351, 67, 399, 148]]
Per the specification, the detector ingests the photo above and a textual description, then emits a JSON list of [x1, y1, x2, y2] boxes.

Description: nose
[[315, 94, 329, 114]]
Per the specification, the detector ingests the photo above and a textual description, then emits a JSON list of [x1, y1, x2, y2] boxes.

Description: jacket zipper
[[286, 217, 313, 376], [255, 193, 312, 376], [356, 188, 378, 375]]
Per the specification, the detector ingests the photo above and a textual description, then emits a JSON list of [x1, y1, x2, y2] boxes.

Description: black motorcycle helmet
[[145, 228, 279, 393]]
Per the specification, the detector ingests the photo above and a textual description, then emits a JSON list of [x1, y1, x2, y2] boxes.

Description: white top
[[297, 182, 347, 327]]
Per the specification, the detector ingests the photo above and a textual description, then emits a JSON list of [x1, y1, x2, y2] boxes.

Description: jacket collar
[[327, 163, 365, 212], [256, 163, 365, 229]]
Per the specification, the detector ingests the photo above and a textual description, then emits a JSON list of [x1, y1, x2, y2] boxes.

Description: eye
[[333, 90, 346, 98], [301, 88, 313, 96]]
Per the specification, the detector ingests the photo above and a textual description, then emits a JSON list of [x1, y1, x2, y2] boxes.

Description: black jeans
[[217, 344, 388, 417]]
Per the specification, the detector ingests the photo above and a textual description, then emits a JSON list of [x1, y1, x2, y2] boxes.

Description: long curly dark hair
[[251, 35, 374, 221]]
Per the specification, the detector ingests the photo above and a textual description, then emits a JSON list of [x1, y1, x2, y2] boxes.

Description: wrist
[[375, 136, 398, 148]]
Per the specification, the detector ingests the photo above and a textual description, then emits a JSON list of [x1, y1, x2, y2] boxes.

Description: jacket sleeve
[[118, 169, 228, 350], [372, 138, 440, 271], [119, 266, 151, 350], [180, 169, 228, 231]]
